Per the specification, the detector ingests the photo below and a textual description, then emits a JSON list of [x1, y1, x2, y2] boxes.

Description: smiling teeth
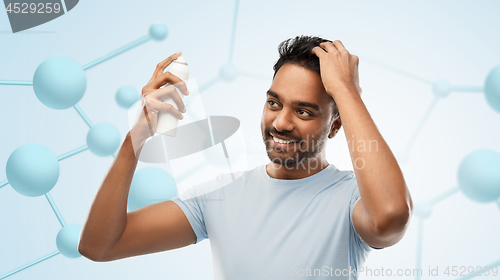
[[273, 136, 295, 144]]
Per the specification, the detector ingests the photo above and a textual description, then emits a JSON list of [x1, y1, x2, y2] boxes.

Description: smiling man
[[78, 36, 413, 280]]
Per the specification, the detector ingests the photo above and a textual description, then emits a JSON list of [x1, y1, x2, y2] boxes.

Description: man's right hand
[[129, 51, 190, 153]]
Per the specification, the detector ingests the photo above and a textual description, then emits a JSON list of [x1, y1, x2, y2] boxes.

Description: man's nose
[[272, 109, 295, 132]]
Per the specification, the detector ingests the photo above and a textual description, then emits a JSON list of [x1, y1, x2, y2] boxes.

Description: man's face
[[261, 63, 338, 168]]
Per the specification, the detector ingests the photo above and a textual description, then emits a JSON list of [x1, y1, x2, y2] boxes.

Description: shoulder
[[326, 165, 357, 191]]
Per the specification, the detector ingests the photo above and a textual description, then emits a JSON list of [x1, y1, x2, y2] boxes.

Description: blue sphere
[[86, 123, 121, 157], [56, 224, 82, 258], [458, 149, 500, 203], [128, 167, 178, 211], [484, 64, 500, 113], [219, 64, 238, 81], [149, 24, 168, 41], [432, 79, 451, 98], [6, 143, 59, 197], [116, 86, 140, 109], [33, 56, 86, 109]]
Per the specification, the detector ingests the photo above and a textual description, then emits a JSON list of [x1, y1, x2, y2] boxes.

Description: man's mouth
[[270, 134, 298, 148]]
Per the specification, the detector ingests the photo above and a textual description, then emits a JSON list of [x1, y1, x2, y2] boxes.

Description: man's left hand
[[311, 40, 362, 97]]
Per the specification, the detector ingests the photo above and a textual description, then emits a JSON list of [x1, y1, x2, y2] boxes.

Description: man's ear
[[328, 115, 342, 139]]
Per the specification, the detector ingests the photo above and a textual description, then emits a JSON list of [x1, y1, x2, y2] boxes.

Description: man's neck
[[265, 156, 329, 180]]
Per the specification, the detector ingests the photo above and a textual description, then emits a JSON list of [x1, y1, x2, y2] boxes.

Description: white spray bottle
[[156, 56, 189, 136]]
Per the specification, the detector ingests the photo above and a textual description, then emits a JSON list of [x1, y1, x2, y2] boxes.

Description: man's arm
[[78, 132, 197, 262], [78, 52, 196, 261], [339, 90, 412, 249], [312, 40, 413, 249]]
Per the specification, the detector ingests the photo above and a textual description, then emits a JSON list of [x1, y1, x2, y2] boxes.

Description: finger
[[148, 51, 182, 84], [311, 46, 327, 58], [319, 41, 337, 53], [170, 79, 190, 96], [149, 72, 189, 97], [332, 40, 347, 52], [152, 72, 190, 97], [150, 86, 187, 113], [149, 85, 176, 99], [155, 101, 184, 119]]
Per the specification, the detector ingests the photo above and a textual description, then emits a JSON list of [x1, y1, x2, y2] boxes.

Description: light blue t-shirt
[[170, 164, 377, 279]]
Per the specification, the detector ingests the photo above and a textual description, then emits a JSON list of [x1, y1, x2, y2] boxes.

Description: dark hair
[[273, 35, 339, 120]]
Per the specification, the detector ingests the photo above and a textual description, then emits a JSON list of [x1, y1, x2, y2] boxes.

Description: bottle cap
[[174, 56, 188, 65]]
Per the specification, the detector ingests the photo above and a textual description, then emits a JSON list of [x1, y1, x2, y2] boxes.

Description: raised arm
[[312, 41, 413, 249], [78, 52, 196, 261]]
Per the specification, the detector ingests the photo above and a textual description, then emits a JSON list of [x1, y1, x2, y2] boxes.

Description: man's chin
[[271, 159, 298, 168], [267, 153, 301, 167]]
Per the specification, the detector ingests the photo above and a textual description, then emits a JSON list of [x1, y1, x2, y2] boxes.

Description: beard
[[261, 127, 328, 169]]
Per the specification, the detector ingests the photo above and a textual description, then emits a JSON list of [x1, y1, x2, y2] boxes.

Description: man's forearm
[[78, 131, 143, 260], [332, 86, 412, 231]]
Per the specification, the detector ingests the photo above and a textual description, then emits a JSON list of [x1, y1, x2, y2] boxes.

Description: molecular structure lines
[[183, 0, 269, 107], [0, 23, 169, 279], [358, 56, 500, 280]]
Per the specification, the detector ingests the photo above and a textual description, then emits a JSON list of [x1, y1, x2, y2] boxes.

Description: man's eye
[[297, 109, 312, 117], [267, 100, 278, 107]]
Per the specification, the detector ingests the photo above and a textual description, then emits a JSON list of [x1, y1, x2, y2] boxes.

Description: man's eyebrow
[[266, 90, 280, 99], [266, 90, 321, 113]]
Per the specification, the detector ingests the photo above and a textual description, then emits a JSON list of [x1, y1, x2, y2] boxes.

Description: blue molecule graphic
[[414, 201, 432, 219], [33, 56, 86, 109], [128, 167, 178, 211], [0, 21, 180, 278], [56, 224, 82, 258], [86, 123, 121, 157], [484, 64, 500, 113], [116, 86, 140, 109], [6, 143, 60, 197], [432, 79, 451, 98], [149, 23, 168, 41], [458, 149, 500, 203], [219, 64, 238, 81]]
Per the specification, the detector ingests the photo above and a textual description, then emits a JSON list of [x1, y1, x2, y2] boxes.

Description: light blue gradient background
[[1, 0, 500, 279]]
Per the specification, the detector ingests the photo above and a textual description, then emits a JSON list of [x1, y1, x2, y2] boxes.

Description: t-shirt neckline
[[261, 163, 335, 186]]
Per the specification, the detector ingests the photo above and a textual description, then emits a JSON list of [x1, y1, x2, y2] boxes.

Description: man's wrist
[[326, 82, 358, 98], [128, 130, 148, 157]]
